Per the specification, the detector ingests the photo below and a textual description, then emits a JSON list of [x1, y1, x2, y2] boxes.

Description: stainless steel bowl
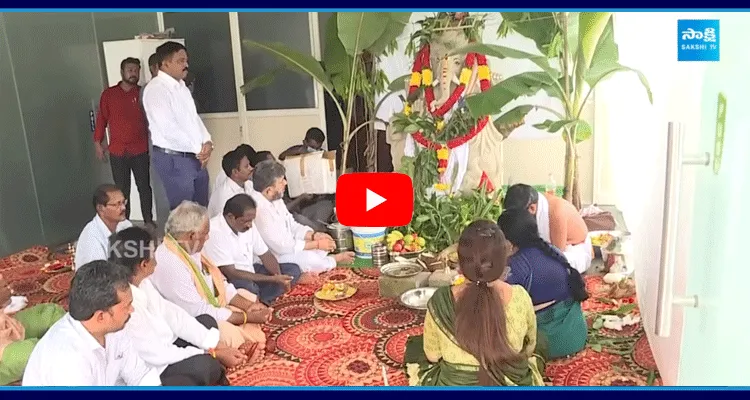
[[380, 261, 423, 278], [400, 287, 438, 310]]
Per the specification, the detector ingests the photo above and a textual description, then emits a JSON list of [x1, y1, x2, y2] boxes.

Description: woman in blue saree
[[497, 208, 589, 359]]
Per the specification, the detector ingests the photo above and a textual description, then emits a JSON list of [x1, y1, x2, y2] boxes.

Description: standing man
[[143, 41, 214, 210], [94, 57, 154, 226], [148, 53, 160, 79]]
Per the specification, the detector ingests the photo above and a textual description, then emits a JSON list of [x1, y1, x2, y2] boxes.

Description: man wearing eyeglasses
[[74, 184, 134, 270]]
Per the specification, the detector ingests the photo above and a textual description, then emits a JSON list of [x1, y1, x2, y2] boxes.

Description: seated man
[[109, 227, 247, 386], [249, 160, 354, 274], [213, 144, 256, 194], [0, 275, 65, 385], [503, 184, 592, 274], [207, 149, 253, 218], [149, 201, 271, 351], [74, 184, 133, 270], [278, 127, 326, 161], [203, 194, 302, 305], [23, 260, 161, 386]]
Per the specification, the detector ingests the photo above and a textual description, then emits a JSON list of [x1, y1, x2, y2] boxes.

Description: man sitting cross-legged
[[74, 184, 133, 270], [0, 275, 65, 385], [149, 201, 271, 352], [23, 260, 161, 386], [203, 194, 302, 306], [249, 160, 354, 274], [109, 226, 247, 386]]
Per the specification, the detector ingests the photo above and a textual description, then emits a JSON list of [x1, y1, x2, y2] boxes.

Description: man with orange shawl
[[149, 201, 271, 355]]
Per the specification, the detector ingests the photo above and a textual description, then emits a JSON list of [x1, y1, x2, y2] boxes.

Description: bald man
[[503, 184, 592, 274]]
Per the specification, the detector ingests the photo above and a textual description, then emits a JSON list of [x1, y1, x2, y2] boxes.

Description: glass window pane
[[162, 12, 237, 113], [238, 12, 316, 111]]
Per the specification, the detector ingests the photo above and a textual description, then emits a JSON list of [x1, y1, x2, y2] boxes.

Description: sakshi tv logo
[[677, 19, 720, 62]]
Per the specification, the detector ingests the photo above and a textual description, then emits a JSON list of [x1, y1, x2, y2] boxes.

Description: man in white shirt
[[149, 201, 270, 351], [213, 144, 255, 194], [250, 161, 355, 273], [204, 194, 301, 305], [74, 184, 133, 270], [143, 41, 214, 209], [109, 227, 246, 385], [23, 260, 161, 386], [207, 149, 253, 218]]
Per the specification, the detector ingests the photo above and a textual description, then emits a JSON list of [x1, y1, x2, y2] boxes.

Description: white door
[[655, 13, 750, 385]]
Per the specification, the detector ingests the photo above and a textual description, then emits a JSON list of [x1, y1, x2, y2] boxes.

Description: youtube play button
[[336, 173, 414, 227]]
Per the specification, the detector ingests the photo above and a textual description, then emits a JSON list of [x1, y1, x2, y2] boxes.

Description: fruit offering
[[387, 231, 427, 253]]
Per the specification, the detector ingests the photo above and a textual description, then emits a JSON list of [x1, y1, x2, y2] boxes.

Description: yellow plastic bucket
[[351, 227, 386, 259]]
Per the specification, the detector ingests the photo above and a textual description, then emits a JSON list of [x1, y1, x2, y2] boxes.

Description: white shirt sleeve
[[151, 255, 233, 322], [125, 307, 205, 367], [253, 205, 307, 255], [225, 282, 238, 301], [160, 294, 220, 350], [202, 229, 234, 267], [117, 334, 162, 386], [289, 213, 313, 240], [251, 228, 270, 257], [195, 111, 212, 144]]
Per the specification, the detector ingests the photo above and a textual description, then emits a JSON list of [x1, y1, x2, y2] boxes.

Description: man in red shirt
[[94, 57, 154, 226]]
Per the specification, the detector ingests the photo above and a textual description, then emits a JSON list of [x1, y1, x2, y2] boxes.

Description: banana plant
[[241, 12, 411, 176], [451, 12, 652, 208]]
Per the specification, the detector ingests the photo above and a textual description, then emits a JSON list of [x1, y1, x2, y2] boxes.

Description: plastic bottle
[[545, 173, 556, 196]]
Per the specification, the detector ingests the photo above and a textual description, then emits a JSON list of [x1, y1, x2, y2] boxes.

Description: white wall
[[594, 11, 712, 386]]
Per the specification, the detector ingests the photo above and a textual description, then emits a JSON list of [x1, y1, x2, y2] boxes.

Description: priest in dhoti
[[503, 184, 592, 274], [149, 201, 271, 351], [249, 160, 354, 274]]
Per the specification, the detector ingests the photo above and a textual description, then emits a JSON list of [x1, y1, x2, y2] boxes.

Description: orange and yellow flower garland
[[403, 43, 493, 192]]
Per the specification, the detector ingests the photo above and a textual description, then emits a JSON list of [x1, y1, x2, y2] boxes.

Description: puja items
[[400, 287, 438, 310], [315, 282, 357, 301], [371, 243, 390, 268], [327, 222, 353, 253]]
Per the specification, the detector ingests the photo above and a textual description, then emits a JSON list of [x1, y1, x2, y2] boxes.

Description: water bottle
[[545, 173, 556, 196]]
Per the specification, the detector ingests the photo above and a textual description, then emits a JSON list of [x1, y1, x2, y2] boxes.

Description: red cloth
[[93, 83, 148, 156]]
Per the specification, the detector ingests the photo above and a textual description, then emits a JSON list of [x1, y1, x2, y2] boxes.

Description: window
[[162, 12, 238, 113], [238, 12, 316, 111]]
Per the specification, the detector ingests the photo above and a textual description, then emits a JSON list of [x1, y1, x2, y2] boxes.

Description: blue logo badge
[[678, 19, 720, 62]]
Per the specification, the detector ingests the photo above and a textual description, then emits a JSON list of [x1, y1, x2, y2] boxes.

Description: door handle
[[654, 122, 709, 338]]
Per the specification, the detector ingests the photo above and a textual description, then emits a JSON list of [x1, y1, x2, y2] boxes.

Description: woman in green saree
[[497, 209, 589, 360], [404, 220, 546, 386]]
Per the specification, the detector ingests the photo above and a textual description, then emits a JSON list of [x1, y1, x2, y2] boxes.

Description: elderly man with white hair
[[249, 160, 354, 274], [149, 201, 270, 354]]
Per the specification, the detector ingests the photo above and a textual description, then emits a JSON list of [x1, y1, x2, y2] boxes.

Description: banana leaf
[[336, 12, 389, 56], [242, 40, 334, 94], [323, 15, 353, 96], [499, 12, 558, 55], [492, 105, 534, 139], [366, 12, 412, 56], [449, 43, 559, 78], [584, 17, 653, 103], [465, 71, 558, 119], [239, 66, 285, 95]]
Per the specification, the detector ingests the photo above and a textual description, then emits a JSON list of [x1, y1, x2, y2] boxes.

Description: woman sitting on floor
[[497, 208, 588, 360], [404, 220, 546, 386]]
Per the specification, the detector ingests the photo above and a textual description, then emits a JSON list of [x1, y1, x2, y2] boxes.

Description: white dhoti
[[277, 249, 336, 274], [536, 194, 592, 274], [563, 236, 593, 274]]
